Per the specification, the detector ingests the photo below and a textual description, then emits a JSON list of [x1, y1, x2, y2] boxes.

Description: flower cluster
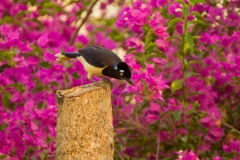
[[114, 0, 240, 159], [0, 0, 90, 158], [0, 0, 240, 159]]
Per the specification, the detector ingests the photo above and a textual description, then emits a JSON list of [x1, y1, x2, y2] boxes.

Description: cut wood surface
[[55, 82, 114, 160]]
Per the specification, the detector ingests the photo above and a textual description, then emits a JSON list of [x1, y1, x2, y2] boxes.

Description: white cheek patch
[[120, 70, 124, 73]]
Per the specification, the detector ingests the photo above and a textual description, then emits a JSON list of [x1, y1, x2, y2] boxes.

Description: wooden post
[[55, 82, 114, 160]]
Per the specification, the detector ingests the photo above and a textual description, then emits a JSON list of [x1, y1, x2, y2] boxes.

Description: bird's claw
[[91, 77, 112, 91], [102, 77, 113, 89]]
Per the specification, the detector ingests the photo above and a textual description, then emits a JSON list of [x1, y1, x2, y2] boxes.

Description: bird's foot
[[90, 78, 112, 91], [101, 77, 113, 89]]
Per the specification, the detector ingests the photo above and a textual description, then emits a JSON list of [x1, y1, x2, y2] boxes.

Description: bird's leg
[[101, 77, 113, 89], [90, 77, 112, 91]]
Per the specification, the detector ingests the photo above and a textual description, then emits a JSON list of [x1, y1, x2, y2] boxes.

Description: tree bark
[[55, 82, 114, 160]]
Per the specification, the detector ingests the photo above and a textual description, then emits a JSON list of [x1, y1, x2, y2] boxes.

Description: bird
[[55, 46, 133, 86]]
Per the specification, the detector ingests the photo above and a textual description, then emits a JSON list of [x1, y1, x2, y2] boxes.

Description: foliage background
[[0, 0, 240, 159]]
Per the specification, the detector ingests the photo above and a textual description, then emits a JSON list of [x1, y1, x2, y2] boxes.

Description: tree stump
[[55, 82, 114, 160]]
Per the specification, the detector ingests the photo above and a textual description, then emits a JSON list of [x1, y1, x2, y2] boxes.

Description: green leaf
[[160, 123, 168, 129], [0, 123, 8, 131], [171, 79, 183, 95], [149, 49, 165, 58], [193, 36, 201, 39], [146, 53, 164, 60], [181, 136, 188, 143], [39, 9, 52, 16], [0, 154, 6, 159], [185, 33, 194, 50], [72, 72, 81, 79], [40, 62, 51, 69], [184, 72, 198, 80], [51, 81, 59, 87], [0, 16, 13, 24], [190, 20, 205, 25], [188, 91, 204, 96], [136, 57, 144, 65], [16, 10, 25, 19], [183, 42, 190, 53], [174, 0, 188, 6], [145, 43, 158, 51], [43, 2, 57, 8], [105, 19, 115, 27], [160, 7, 169, 19], [6, 83, 25, 93], [167, 18, 183, 29], [190, 0, 205, 6], [167, 18, 183, 35], [190, 11, 203, 18], [182, 6, 189, 19], [165, 36, 181, 41], [126, 48, 138, 53], [2, 94, 10, 107], [187, 60, 205, 68], [186, 22, 194, 29], [173, 110, 181, 121]]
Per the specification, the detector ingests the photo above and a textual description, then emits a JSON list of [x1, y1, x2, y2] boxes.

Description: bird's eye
[[119, 73, 124, 77]]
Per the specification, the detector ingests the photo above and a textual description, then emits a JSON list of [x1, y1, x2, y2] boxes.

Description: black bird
[[55, 46, 133, 85]]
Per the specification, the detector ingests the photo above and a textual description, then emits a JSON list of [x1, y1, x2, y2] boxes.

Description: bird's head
[[115, 62, 133, 86]]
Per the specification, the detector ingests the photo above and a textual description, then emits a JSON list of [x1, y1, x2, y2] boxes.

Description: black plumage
[[56, 46, 133, 85], [78, 46, 122, 68]]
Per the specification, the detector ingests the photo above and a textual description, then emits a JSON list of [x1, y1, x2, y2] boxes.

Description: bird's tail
[[55, 52, 81, 61]]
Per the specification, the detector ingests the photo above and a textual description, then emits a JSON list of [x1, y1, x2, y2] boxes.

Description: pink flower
[[155, 39, 169, 50], [213, 156, 222, 160], [145, 102, 161, 124], [126, 37, 145, 52], [168, 3, 183, 17], [149, 12, 166, 28], [37, 34, 49, 47], [95, 33, 116, 50], [154, 27, 167, 37], [223, 140, 240, 153], [77, 35, 89, 45], [176, 150, 198, 160], [200, 116, 218, 128], [151, 0, 167, 8]]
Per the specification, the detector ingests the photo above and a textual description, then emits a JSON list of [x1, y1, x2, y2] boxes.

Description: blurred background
[[1, 0, 240, 159]]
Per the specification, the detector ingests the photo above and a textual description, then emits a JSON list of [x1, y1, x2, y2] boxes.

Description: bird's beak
[[126, 78, 134, 86]]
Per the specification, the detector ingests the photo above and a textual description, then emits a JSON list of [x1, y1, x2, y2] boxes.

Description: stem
[[182, 18, 187, 105], [69, 0, 99, 46], [116, 107, 149, 132], [221, 121, 240, 135], [181, 16, 188, 134]]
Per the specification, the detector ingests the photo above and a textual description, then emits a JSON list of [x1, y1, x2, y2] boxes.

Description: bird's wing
[[78, 46, 122, 68]]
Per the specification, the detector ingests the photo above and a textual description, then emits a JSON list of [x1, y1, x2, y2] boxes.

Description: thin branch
[[116, 107, 149, 132], [221, 121, 240, 135], [117, 152, 125, 160], [69, 0, 99, 46], [181, 14, 188, 136]]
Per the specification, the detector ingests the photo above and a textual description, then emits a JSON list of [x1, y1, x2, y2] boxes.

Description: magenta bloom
[[126, 37, 145, 52], [151, 0, 167, 8], [176, 150, 198, 160], [168, 3, 183, 17], [154, 26, 167, 37], [77, 35, 89, 45]]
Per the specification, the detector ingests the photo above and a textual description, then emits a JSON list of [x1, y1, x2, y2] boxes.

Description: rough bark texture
[[55, 82, 114, 160]]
